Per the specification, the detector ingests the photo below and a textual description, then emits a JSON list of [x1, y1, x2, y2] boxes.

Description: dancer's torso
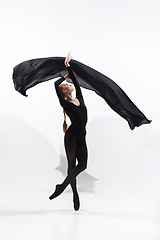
[[54, 66, 88, 138], [64, 96, 87, 137]]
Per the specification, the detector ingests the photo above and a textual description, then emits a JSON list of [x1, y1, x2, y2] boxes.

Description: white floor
[[0, 184, 160, 240]]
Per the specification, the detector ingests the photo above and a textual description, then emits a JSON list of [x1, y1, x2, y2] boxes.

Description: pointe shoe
[[73, 193, 80, 211], [49, 184, 62, 200]]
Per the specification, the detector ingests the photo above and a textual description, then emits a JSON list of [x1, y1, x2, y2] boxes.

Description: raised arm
[[54, 76, 66, 107], [67, 66, 83, 99], [65, 52, 83, 99]]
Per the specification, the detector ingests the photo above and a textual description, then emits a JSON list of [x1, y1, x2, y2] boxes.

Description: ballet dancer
[[49, 53, 88, 211]]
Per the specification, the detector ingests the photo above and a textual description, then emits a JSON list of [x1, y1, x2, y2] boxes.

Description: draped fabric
[[12, 57, 151, 130]]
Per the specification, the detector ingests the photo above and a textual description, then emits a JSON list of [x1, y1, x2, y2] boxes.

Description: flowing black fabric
[[12, 57, 151, 130]]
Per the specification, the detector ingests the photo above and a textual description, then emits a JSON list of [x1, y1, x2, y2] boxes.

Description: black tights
[[49, 131, 88, 209], [64, 131, 87, 192]]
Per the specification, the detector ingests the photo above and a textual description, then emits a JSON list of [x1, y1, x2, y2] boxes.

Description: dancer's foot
[[73, 193, 80, 211], [49, 184, 63, 200]]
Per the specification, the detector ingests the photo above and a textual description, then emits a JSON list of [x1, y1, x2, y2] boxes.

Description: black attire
[[49, 66, 88, 210]]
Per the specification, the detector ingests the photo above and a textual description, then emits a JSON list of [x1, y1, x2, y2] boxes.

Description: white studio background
[[0, 0, 160, 198]]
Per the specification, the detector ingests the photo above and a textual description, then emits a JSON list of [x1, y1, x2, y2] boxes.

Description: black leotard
[[54, 66, 88, 137]]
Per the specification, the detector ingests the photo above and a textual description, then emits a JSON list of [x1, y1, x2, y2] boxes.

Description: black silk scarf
[[12, 57, 151, 130]]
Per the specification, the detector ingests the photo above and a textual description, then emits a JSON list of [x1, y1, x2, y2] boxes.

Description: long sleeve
[[54, 76, 66, 107], [67, 66, 83, 100]]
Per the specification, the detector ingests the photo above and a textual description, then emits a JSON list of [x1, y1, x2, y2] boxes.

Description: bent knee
[[78, 163, 87, 172]]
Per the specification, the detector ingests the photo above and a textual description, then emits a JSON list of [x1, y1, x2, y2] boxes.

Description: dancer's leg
[[49, 132, 79, 210], [67, 167, 80, 210], [49, 137, 87, 202], [65, 133, 80, 210], [65, 133, 78, 196], [71, 139, 88, 210]]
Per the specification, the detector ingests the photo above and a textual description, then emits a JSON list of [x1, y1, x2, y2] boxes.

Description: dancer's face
[[61, 83, 74, 94]]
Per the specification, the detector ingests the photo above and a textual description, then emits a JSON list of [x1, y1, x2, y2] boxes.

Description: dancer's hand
[[64, 73, 70, 80], [65, 52, 72, 67]]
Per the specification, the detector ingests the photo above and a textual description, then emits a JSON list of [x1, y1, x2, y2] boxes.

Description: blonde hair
[[60, 84, 68, 133]]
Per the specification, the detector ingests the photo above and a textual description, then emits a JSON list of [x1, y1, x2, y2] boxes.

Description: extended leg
[[68, 167, 80, 211], [49, 132, 80, 210], [65, 132, 80, 210], [49, 138, 87, 199], [65, 133, 80, 210]]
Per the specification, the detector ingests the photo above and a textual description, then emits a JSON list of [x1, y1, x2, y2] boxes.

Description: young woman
[[49, 53, 88, 211]]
